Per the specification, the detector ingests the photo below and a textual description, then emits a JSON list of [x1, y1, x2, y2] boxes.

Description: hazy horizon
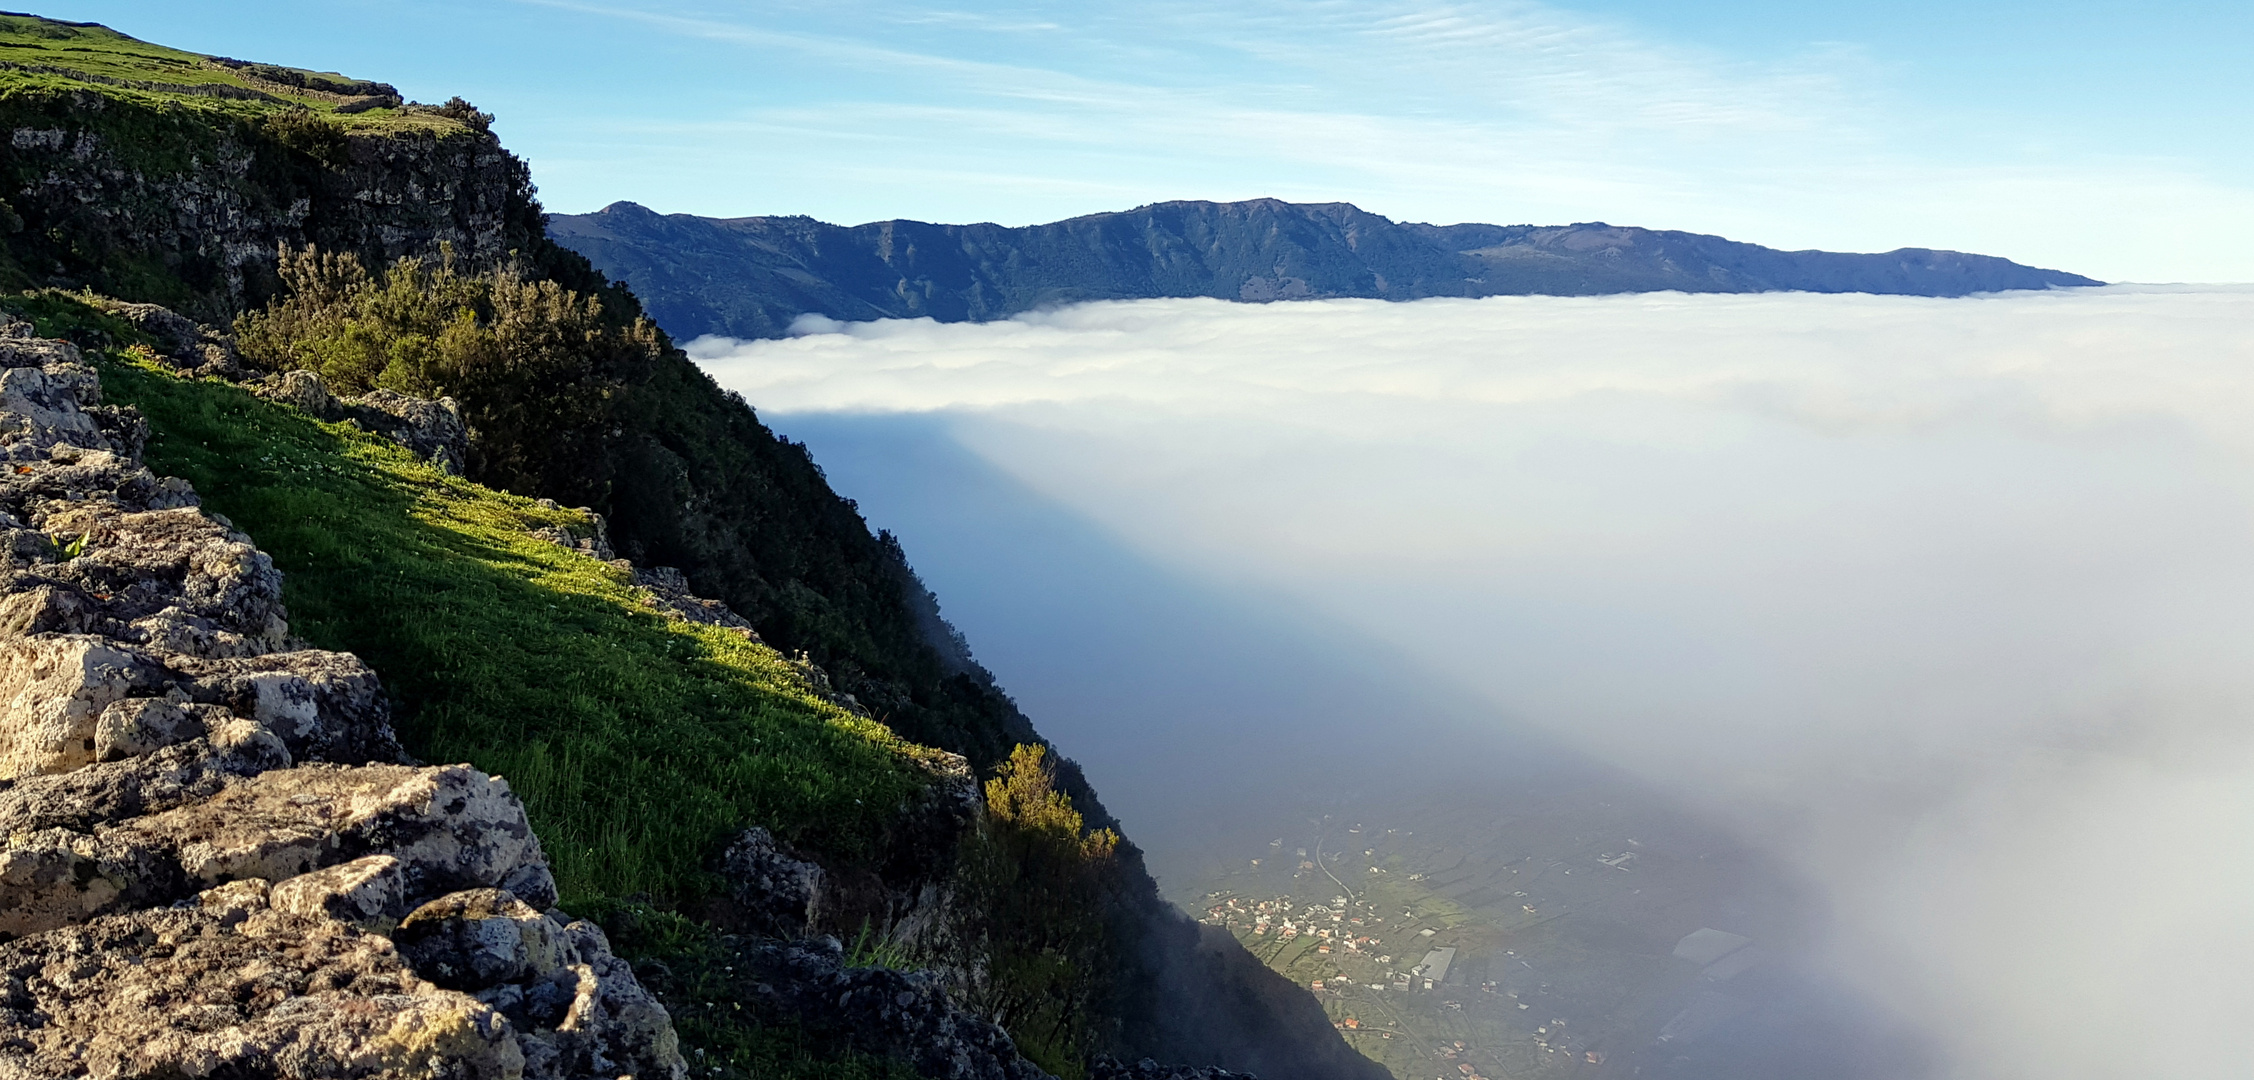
[[688, 285, 2254, 1080]]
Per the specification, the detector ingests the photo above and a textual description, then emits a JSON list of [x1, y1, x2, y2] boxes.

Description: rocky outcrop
[[3, 87, 536, 319], [0, 315, 685, 1078], [234, 367, 471, 475], [741, 937, 1051, 1080]]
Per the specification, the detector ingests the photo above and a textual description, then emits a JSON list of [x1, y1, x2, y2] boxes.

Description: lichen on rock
[[0, 314, 687, 1079]]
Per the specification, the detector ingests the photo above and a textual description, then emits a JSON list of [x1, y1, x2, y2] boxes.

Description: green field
[[0, 13, 465, 132]]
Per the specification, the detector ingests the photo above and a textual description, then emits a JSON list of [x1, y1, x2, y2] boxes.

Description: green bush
[[950, 745, 1128, 1079], [234, 246, 664, 490]]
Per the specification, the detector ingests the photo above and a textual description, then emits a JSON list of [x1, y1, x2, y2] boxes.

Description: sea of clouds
[[689, 286, 2254, 1080]]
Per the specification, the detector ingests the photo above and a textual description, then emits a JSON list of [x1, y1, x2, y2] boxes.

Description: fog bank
[[691, 287, 2254, 1080]]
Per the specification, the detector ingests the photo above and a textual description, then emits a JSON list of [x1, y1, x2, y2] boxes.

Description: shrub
[[950, 745, 1125, 1078], [234, 245, 665, 490], [258, 109, 349, 169]]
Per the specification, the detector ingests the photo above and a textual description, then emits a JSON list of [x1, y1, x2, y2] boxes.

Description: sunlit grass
[[0, 13, 464, 132], [99, 357, 933, 905]]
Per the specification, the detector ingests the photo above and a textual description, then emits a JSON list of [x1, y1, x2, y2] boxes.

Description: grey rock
[[346, 389, 469, 475], [1089, 1057, 1261, 1080], [633, 564, 760, 638], [740, 938, 1055, 1080], [271, 853, 410, 930], [0, 898, 526, 1079], [717, 826, 824, 939], [268, 368, 342, 418], [397, 889, 686, 1079]]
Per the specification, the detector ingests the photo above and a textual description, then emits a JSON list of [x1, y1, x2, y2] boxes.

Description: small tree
[[952, 744, 1121, 1078]]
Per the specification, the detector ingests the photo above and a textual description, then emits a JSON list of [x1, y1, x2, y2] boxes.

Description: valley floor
[[1184, 781, 1935, 1080]]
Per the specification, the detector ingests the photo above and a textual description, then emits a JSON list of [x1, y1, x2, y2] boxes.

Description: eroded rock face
[[0, 316, 685, 1079]]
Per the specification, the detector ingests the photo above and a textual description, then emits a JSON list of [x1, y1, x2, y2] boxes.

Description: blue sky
[[41, 1, 2254, 281]]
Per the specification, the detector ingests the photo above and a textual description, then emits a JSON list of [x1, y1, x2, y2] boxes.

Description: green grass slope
[[87, 343, 933, 906], [0, 12, 462, 132]]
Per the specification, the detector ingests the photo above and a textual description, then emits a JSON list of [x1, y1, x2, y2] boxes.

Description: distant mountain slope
[[549, 199, 2102, 341]]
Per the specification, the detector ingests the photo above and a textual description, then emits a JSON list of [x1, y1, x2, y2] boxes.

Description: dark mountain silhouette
[[549, 198, 2102, 340]]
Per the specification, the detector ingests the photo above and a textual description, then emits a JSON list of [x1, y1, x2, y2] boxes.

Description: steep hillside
[[547, 198, 2103, 341], [0, 14, 1387, 1080]]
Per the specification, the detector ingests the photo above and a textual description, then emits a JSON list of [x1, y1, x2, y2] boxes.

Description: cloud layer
[[692, 287, 2254, 1079]]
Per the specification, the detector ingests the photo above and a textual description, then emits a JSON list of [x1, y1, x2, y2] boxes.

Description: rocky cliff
[[0, 313, 682, 1077], [547, 198, 2104, 341], [0, 15, 545, 321]]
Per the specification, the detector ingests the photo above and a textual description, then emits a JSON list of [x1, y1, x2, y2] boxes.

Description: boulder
[[0, 897, 525, 1079], [347, 389, 469, 475], [270, 369, 342, 419], [717, 826, 824, 938]]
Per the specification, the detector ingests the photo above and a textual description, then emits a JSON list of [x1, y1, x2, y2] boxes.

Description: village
[[1180, 785, 1816, 1080]]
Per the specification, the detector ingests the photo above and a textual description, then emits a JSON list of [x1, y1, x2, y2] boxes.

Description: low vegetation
[[1, 292, 940, 906], [224, 245, 1058, 785]]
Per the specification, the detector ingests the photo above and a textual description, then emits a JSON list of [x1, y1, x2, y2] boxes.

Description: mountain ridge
[[550, 197, 2102, 341]]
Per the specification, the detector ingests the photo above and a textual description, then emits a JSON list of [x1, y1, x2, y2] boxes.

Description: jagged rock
[[269, 368, 342, 419], [171, 648, 406, 764], [742, 937, 1055, 1080], [0, 634, 399, 779], [395, 888, 568, 992], [0, 762, 553, 938], [251, 373, 469, 475], [346, 389, 469, 475], [527, 504, 616, 561], [272, 854, 409, 930], [93, 301, 252, 380], [0, 501, 292, 652], [512, 920, 685, 1080], [0, 360, 113, 454], [0, 633, 164, 777], [94, 301, 199, 354], [398, 889, 687, 1079], [0, 718, 293, 834], [631, 564, 762, 639], [0, 897, 525, 1079], [717, 826, 824, 938], [1088, 1057, 1261, 1080]]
